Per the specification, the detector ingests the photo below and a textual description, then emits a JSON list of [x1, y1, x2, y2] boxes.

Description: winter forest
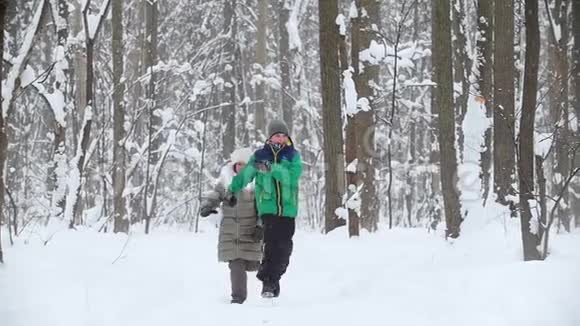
[[0, 0, 579, 325]]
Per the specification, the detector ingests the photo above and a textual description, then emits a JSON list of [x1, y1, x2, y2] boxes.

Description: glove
[[223, 191, 237, 207], [200, 206, 218, 217], [252, 226, 264, 242], [255, 160, 271, 173]]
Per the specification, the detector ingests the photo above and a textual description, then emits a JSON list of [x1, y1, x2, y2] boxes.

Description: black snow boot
[[273, 280, 280, 297], [261, 280, 280, 298], [261, 281, 276, 298]]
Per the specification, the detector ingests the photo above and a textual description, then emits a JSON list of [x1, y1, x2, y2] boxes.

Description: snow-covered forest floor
[[1, 212, 579, 326]]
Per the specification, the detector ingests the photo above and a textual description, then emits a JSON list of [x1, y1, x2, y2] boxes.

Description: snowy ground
[[1, 218, 579, 326]]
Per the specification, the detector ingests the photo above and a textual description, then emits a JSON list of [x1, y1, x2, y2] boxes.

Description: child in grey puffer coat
[[200, 148, 263, 304]]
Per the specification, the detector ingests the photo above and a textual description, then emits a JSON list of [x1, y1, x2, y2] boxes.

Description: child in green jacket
[[228, 120, 302, 298]]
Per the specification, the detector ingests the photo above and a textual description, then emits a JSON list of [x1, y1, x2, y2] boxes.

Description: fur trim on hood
[[230, 147, 253, 164]]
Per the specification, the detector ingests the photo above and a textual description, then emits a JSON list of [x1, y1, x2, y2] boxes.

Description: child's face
[[269, 133, 288, 145], [234, 162, 245, 173]]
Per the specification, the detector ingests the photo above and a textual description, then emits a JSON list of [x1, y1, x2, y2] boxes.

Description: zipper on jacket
[[273, 148, 283, 216]]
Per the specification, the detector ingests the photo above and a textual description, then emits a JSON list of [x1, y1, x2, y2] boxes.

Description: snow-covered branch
[[2, 0, 48, 117]]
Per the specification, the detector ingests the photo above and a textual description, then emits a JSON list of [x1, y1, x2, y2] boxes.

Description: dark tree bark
[[429, 0, 442, 230], [279, 0, 294, 134], [574, 0, 580, 127], [547, 0, 571, 232], [47, 0, 69, 218], [433, 0, 462, 238], [222, 0, 236, 159], [143, 0, 160, 234], [0, 0, 7, 264], [236, 34, 250, 146], [318, 0, 346, 233], [70, 0, 112, 228], [391, 2, 416, 228], [477, 0, 494, 205], [128, 0, 145, 225], [452, 0, 472, 162], [341, 2, 356, 237], [72, 1, 85, 153], [536, 155, 548, 244], [572, 0, 580, 227], [112, 0, 128, 233], [405, 111, 417, 227], [519, 0, 541, 261], [255, 0, 268, 139], [345, 125, 359, 237], [346, 1, 362, 237], [493, 0, 516, 206], [358, 0, 379, 233], [348, 0, 379, 236]]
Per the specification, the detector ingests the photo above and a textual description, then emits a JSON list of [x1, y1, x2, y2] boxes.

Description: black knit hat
[[267, 119, 289, 138]]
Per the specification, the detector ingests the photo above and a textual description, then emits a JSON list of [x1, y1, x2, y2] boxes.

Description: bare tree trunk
[[405, 113, 416, 227], [536, 155, 547, 243], [433, 0, 462, 238], [429, 0, 442, 230], [477, 0, 494, 205], [345, 123, 359, 236], [572, 0, 580, 228], [255, 0, 268, 139], [347, 3, 361, 238], [237, 38, 250, 146], [514, 0, 526, 100], [388, 3, 415, 229], [129, 0, 146, 225], [279, 0, 294, 133], [0, 0, 7, 264], [72, 1, 85, 154], [112, 0, 128, 233], [318, 0, 346, 233], [389, 37, 400, 229], [69, 0, 112, 228], [519, 0, 541, 261], [143, 0, 159, 234], [47, 0, 70, 219], [355, 0, 379, 233], [493, 0, 516, 206], [99, 98, 108, 227], [452, 0, 471, 162], [547, 0, 571, 232], [222, 0, 236, 159], [337, 2, 356, 237], [70, 39, 94, 227]]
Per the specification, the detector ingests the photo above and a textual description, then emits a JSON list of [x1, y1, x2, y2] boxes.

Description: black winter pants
[[257, 214, 296, 283]]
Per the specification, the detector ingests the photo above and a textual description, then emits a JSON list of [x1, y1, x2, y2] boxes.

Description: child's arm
[[228, 155, 257, 193]]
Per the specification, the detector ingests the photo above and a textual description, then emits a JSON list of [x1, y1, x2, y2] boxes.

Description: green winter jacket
[[228, 143, 302, 218]]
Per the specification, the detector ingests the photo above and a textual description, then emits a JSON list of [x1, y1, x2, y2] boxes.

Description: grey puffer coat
[[201, 163, 262, 266]]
